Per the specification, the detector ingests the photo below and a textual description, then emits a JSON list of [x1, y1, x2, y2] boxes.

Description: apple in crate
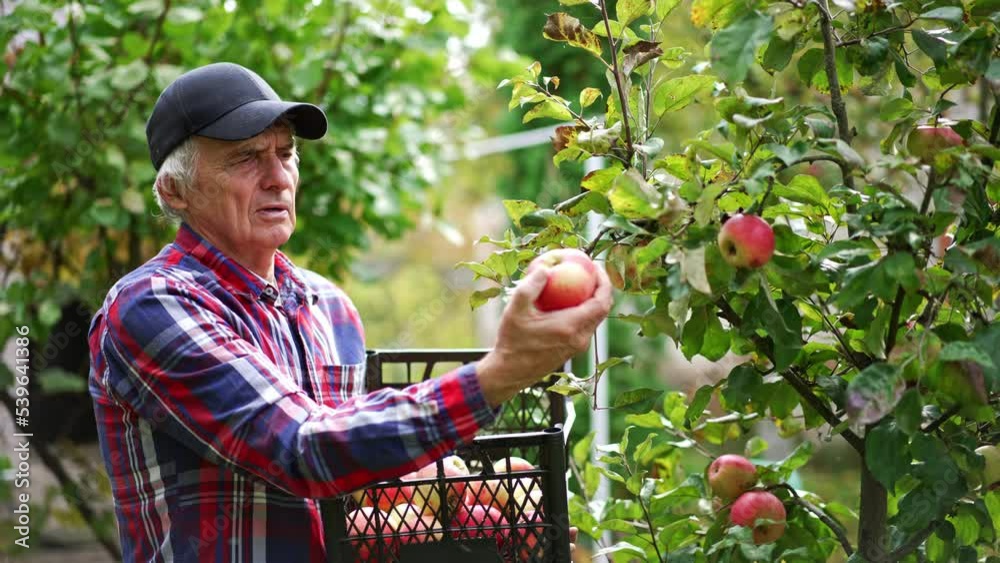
[[345, 506, 388, 561], [413, 455, 470, 515], [492, 457, 542, 510], [370, 472, 417, 512], [386, 503, 442, 544], [513, 509, 547, 562], [451, 504, 508, 549]]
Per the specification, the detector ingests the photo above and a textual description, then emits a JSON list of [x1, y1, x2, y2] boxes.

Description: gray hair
[[152, 137, 199, 222], [151, 117, 299, 223]]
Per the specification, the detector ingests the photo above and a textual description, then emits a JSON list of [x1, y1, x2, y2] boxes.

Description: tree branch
[[768, 483, 854, 557], [315, 4, 353, 102], [836, 19, 915, 48], [715, 299, 864, 453], [817, 0, 852, 144], [599, 0, 635, 163], [888, 521, 940, 561], [922, 404, 960, 433]]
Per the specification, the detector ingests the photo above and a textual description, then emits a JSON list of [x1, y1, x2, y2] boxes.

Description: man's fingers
[[508, 267, 549, 312]]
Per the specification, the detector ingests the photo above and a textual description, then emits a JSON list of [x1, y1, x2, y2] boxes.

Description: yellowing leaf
[[580, 87, 602, 108], [523, 100, 574, 123], [543, 13, 603, 57], [617, 0, 653, 26], [690, 0, 748, 29], [608, 169, 659, 219]]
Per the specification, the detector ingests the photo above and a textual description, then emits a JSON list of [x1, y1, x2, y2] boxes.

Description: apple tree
[[463, 0, 1000, 561]]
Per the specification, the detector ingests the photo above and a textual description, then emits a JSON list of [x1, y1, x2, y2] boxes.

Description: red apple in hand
[[730, 491, 786, 545], [525, 248, 599, 311], [718, 214, 775, 269], [708, 454, 757, 501], [907, 125, 964, 163]]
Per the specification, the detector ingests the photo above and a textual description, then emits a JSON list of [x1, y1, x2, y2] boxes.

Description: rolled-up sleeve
[[102, 275, 499, 498]]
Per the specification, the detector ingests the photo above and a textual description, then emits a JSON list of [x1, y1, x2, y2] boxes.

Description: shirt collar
[[173, 223, 316, 305]]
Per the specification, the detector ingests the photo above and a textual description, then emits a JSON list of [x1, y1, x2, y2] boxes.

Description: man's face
[[185, 125, 300, 257]]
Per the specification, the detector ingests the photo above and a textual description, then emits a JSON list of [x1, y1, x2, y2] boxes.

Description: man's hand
[[477, 260, 613, 407]]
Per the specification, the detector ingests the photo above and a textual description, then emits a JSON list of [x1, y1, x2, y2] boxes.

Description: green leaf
[[745, 436, 768, 457], [543, 13, 603, 57], [656, 0, 683, 19], [690, 0, 749, 29], [502, 200, 539, 224], [920, 6, 965, 23], [761, 35, 796, 72], [939, 341, 996, 369], [913, 30, 947, 66], [617, 0, 653, 26], [815, 239, 879, 263], [653, 75, 717, 115], [882, 253, 919, 292], [710, 11, 774, 84], [865, 420, 911, 492], [685, 384, 715, 423], [895, 389, 923, 435], [681, 246, 712, 294], [846, 363, 904, 426], [775, 440, 813, 475], [774, 174, 828, 207], [573, 431, 596, 468], [608, 169, 659, 219], [880, 97, 915, 122], [613, 388, 664, 409], [581, 163, 624, 194], [523, 99, 574, 123], [722, 364, 762, 409], [469, 287, 503, 310]]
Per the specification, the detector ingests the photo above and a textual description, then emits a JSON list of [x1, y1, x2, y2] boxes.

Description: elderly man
[[88, 62, 611, 562]]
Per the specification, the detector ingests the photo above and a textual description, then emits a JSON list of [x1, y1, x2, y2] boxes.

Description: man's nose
[[260, 152, 295, 191]]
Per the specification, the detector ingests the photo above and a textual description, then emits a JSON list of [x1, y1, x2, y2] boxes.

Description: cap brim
[[195, 99, 327, 141]]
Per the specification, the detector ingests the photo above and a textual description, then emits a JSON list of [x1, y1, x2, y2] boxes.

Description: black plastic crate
[[364, 349, 569, 434], [322, 428, 572, 563]]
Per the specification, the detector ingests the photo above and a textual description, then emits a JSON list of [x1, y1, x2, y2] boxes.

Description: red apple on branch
[[907, 125, 964, 163], [707, 454, 757, 501], [717, 214, 775, 269], [525, 248, 599, 311], [730, 491, 786, 545]]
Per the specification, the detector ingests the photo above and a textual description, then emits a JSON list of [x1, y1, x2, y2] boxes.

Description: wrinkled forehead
[[198, 124, 296, 156]]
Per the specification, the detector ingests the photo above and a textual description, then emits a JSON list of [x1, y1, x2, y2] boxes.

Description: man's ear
[[156, 175, 188, 211]]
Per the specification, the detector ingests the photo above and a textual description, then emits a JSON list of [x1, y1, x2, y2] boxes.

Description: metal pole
[[583, 156, 613, 561]]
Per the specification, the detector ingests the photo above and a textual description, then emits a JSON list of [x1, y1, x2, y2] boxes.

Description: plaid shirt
[[89, 223, 498, 562]]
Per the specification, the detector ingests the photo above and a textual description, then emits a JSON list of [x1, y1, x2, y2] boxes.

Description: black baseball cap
[[146, 62, 327, 170]]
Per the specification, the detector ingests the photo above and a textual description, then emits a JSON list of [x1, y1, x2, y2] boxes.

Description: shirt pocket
[[312, 362, 366, 406]]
